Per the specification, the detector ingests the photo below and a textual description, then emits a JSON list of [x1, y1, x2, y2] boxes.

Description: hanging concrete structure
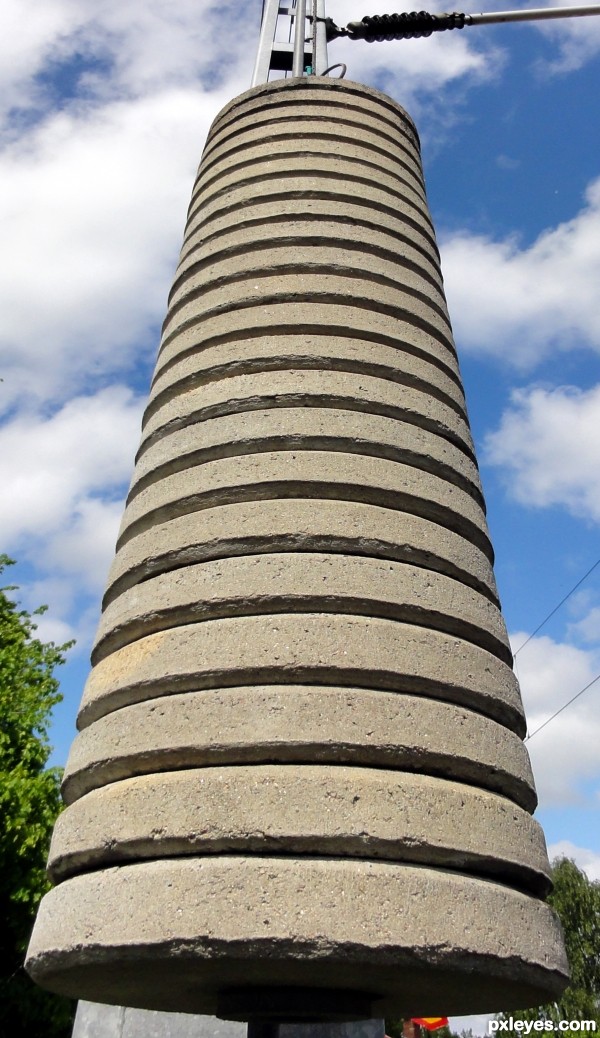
[[27, 60, 568, 1026]]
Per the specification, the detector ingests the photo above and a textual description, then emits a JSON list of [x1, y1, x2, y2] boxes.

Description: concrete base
[[72, 1003, 244, 1037], [71, 1003, 384, 1038]]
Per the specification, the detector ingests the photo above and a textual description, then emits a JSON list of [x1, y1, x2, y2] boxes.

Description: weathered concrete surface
[[92, 555, 511, 666], [138, 371, 473, 455], [191, 142, 430, 213], [104, 500, 498, 607], [71, 1005, 382, 1038], [61, 688, 537, 810], [174, 219, 443, 297], [48, 766, 550, 892], [27, 858, 568, 1016], [72, 1002, 126, 1038], [131, 410, 481, 504], [157, 300, 458, 387], [26, 76, 565, 1017], [147, 340, 467, 427], [115, 452, 491, 558], [167, 239, 450, 316], [77, 614, 525, 733], [160, 275, 456, 360], [72, 1004, 246, 1038]]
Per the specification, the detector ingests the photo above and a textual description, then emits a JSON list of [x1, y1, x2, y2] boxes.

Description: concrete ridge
[[165, 255, 450, 335], [61, 687, 535, 809], [128, 415, 483, 509], [137, 375, 474, 459], [179, 198, 442, 271], [90, 554, 511, 667], [76, 613, 525, 733], [190, 148, 429, 224], [204, 111, 420, 175], [154, 317, 461, 391], [158, 285, 458, 359], [47, 766, 550, 893], [183, 185, 438, 260], [177, 212, 442, 286], [140, 377, 471, 454], [26, 857, 568, 1016], [195, 136, 426, 206], [205, 79, 420, 150], [103, 500, 499, 609], [183, 172, 436, 266], [160, 266, 453, 346], [146, 344, 467, 426], [170, 231, 444, 307], [114, 452, 492, 560]]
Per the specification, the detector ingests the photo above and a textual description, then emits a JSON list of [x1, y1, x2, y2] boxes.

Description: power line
[[514, 554, 600, 739], [525, 671, 600, 742], [513, 555, 600, 658]]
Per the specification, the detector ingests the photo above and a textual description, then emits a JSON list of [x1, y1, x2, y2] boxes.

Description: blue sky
[[1, 0, 600, 981]]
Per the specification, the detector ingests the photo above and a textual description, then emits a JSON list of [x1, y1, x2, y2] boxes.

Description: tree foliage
[[0, 555, 75, 1037]]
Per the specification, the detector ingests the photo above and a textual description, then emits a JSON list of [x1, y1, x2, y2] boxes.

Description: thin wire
[[513, 555, 600, 658], [525, 671, 600, 742]]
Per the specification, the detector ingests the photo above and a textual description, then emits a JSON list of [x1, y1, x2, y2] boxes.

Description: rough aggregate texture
[[104, 500, 499, 607], [116, 451, 492, 558], [61, 686, 537, 808], [131, 409, 482, 505], [26, 75, 565, 1016], [48, 765, 550, 892], [27, 858, 568, 1015], [78, 613, 525, 733], [92, 554, 511, 666]]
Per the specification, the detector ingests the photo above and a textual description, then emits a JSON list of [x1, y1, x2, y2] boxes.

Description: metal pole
[[313, 0, 329, 73], [252, 0, 282, 86], [465, 2, 600, 25], [293, 0, 308, 76], [342, 2, 600, 41]]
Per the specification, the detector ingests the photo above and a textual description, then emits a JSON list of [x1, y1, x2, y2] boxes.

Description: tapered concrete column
[[27, 77, 568, 1018]]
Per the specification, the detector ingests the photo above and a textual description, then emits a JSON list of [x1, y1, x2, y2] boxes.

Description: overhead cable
[[323, 3, 600, 42], [513, 556, 600, 658], [525, 671, 600, 742]]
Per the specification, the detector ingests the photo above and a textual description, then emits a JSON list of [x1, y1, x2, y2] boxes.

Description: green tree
[[497, 857, 600, 1030], [0, 555, 75, 1037]]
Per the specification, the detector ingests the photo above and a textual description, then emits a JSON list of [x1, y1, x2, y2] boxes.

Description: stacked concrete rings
[[27, 78, 568, 1018]]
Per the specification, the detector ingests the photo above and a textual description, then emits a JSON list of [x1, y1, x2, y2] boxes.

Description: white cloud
[[0, 385, 142, 553], [547, 839, 600, 881], [328, 0, 501, 119], [534, 0, 600, 74], [0, 0, 258, 412], [0, 86, 240, 410], [1, 0, 257, 121], [0, 0, 81, 121], [21, 571, 104, 653], [570, 605, 600, 645], [29, 610, 77, 649], [0, 387, 143, 647], [440, 178, 600, 366], [512, 632, 600, 805], [484, 383, 600, 522]]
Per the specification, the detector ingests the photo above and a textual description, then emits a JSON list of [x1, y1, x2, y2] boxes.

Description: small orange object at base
[[412, 1018, 449, 1031]]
